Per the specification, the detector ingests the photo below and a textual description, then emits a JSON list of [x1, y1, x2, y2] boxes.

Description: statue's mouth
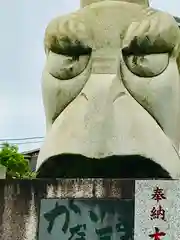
[[36, 154, 171, 179]]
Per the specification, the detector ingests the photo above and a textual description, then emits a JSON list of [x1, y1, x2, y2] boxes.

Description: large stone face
[[36, 1, 180, 179]]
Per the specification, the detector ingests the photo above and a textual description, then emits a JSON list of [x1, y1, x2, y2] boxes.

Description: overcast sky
[[0, 0, 179, 152]]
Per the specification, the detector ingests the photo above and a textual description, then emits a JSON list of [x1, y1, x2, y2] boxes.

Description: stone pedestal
[[81, 0, 149, 8]]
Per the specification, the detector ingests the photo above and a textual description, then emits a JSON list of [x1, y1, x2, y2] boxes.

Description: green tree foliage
[[0, 142, 36, 179]]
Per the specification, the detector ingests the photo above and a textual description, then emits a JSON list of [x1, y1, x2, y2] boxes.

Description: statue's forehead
[[45, 2, 151, 50], [44, 1, 180, 59], [77, 2, 148, 48]]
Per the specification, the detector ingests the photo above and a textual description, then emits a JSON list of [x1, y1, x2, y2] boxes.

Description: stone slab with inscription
[[37, 180, 180, 240], [38, 199, 134, 240], [135, 180, 180, 240]]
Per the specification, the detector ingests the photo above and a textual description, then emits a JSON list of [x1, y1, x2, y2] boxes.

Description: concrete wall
[[0, 179, 133, 240], [1, 179, 180, 239]]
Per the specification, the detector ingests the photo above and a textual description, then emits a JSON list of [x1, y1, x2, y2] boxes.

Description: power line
[[0, 136, 44, 141], [0, 140, 44, 146]]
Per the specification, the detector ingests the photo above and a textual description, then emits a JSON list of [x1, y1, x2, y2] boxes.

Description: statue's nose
[[80, 49, 127, 120], [78, 73, 123, 156], [80, 73, 121, 125]]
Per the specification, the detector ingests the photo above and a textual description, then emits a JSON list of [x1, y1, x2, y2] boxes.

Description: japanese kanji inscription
[[149, 227, 166, 240], [150, 186, 166, 221], [38, 199, 134, 240], [135, 180, 180, 240]]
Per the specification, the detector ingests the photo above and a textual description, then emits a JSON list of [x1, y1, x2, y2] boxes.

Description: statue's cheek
[[42, 52, 92, 128], [121, 53, 180, 149]]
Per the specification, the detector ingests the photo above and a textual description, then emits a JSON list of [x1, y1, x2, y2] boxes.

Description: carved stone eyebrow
[[49, 36, 92, 57], [122, 36, 173, 56]]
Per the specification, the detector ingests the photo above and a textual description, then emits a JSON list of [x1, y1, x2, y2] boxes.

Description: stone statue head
[[36, 0, 180, 179]]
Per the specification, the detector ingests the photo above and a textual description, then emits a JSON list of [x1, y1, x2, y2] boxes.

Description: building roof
[[174, 16, 180, 26], [22, 148, 40, 157]]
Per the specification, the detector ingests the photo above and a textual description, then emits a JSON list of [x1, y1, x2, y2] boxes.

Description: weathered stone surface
[[38, 198, 134, 239], [135, 180, 180, 239], [37, 0, 180, 179]]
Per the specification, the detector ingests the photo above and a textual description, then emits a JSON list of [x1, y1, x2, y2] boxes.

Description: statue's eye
[[123, 53, 169, 77], [47, 51, 91, 80]]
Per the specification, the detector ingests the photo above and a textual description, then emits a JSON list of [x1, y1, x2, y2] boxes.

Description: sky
[[0, 0, 179, 152]]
